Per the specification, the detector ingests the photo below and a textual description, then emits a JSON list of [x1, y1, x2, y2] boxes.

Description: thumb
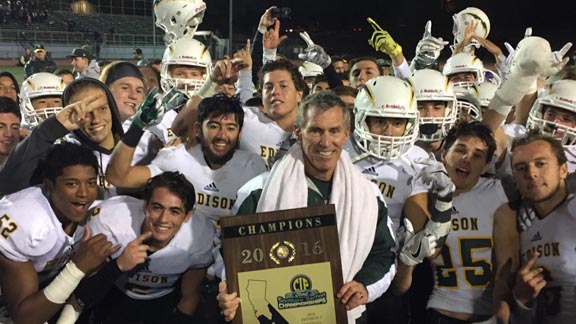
[[297, 53, 307, 60], [278, 35, 288, 43], [82, 226, 91, 242], [423, 20, 432, 38], [218, 280, 228, 294]]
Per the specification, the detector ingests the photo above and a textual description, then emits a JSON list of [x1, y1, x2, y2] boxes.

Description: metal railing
[[0, 29, 164, 46]]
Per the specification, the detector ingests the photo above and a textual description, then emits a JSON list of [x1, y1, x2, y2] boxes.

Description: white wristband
[[55, 304, 82, 324], [43, 261, 85, 304], [195, 78, 218, 99]]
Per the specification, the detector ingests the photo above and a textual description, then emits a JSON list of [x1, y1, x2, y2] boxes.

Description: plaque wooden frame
[[220, 204, 348, 324]]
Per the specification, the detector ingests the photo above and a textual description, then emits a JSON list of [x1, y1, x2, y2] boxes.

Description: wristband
[[195, 78, 218, 99], [122, 123, 145, 148], [55, 304, 82, 324], [43, 261, 85, 304]]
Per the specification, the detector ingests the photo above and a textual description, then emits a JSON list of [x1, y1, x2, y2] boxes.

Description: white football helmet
[[454, 85, 482, 122], [411, 69, 457, 142], [527, 79, 576, 147], [354, 76, 419, 160], [154, 0, 207, 45], [452, 7, 490, 52], [443, 52, 485, 88], [20, 72, 65, 127], [299, 61, 324, 89], [160, 38, 212, 97]]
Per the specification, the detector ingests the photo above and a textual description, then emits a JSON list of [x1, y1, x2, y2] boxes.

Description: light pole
[[228, 0, 233, 56]]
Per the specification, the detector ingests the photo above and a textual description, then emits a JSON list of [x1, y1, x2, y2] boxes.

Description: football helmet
[[20, 72, 65, 127], [354, 76, 419, 160], [454, 85, 482, 122], [527, 79, 576, 147], [442, 52, 485, 88], [154, 0, 207, 45], [452, 7, 491, 52], [160, 38, 212, 97], [411, 69, 457, 142]]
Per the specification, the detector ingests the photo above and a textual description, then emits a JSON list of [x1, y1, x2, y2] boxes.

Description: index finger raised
[[135, 231, 153, 243], [366, 17, 383, 32], [520, 252, 540, 274]]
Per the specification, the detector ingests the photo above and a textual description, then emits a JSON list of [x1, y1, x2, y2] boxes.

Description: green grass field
[[1, 65, 73, 86]]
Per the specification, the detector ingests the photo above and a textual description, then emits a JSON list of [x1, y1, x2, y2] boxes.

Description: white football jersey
[[148, 144, 266, 223], [87, 195, 214, 300], [344, 140, 429, 235], [0, 187, 85, 285], [519, 194, 576, 324], [239, 106, 292, 164], [428, 177, 508, 316]]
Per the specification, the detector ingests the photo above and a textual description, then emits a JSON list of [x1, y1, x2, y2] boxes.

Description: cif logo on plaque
[[277, 274, 328, 309]]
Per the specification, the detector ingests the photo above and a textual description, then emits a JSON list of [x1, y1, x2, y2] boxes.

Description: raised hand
[[56, 93, 107, 131], [544, 42, 573, 77], [72, 227, 122, 275], [258, 6, 277, 34], [116, 231, 152, 271], [513, 252, 547, 306], [233, 39, 253, 71], [132, 88, 164, 129], [263, 19, 287, 50], [413, 20, 448, 68], [297, 31, 332, 69], [367, 17, 402, 57], [160, 87, 189, 113], [414, 158, 455, 199]]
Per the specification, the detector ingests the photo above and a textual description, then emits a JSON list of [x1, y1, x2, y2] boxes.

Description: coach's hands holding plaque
[[217, 281, 241, 322], [337, 280, 368, 310]]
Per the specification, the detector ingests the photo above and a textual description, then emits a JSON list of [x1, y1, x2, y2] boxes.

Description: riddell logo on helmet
[[454, 65, 467, 69], [195, 3, 206, 13], [559, 97, 575, 104], [179, 55, 199, 60], [385, 104, 402, 109], [422, 89, 441, 93], [41, 86, 61, 90]]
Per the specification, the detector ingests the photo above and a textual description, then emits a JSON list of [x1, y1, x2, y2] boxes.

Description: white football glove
[[414, 158, 455, 201], [544, 42, 573, 77], [413, 21, 448, 69], [496, 27, 532, 81], [297, 31, 331, 69], [399, 218, 446, 266]]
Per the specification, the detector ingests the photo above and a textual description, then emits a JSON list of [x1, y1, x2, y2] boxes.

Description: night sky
[[201, 0, 575, 60]]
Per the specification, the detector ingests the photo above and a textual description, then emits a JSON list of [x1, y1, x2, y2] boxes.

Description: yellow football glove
[[367, 17, 403, 57]]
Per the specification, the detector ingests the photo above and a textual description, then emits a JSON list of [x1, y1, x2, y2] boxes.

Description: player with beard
[[491, 132, 576, 324], [107, 92, 266, 219]]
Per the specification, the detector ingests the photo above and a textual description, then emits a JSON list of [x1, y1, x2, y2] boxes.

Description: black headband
[[104, 62, 144, 86]]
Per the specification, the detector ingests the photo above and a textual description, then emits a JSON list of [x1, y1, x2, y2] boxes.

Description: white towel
[[257, 144, 379, 321]]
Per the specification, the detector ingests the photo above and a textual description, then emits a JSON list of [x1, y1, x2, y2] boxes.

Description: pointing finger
[[520, 252, 540, 274], [366, 17, 383, 32], [136, 231, 153, 244]]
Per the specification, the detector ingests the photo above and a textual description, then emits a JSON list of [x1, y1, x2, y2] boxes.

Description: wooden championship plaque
[[220, 204, 348, 324]]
